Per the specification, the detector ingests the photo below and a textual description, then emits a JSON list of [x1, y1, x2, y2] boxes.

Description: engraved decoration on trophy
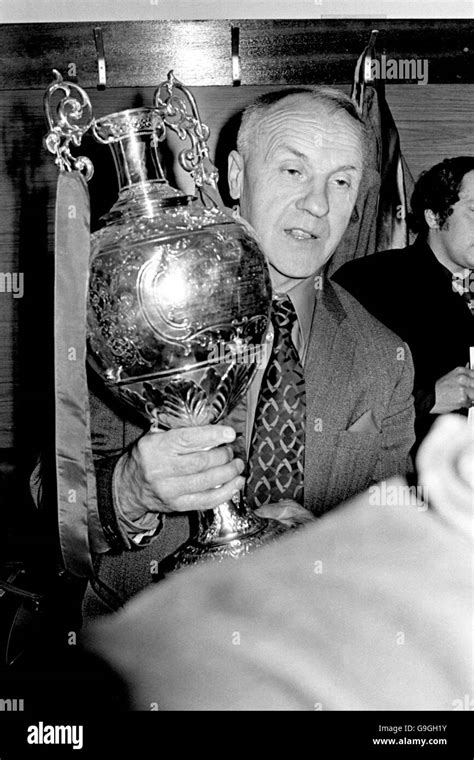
[[43, 69, 287, 575]]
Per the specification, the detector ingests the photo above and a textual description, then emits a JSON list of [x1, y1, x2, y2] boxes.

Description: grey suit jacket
[[84, 278, 415, 616]]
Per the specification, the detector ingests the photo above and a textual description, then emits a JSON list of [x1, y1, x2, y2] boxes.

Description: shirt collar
[[273, 274, 317, 349], [419, 236, 472, 292]]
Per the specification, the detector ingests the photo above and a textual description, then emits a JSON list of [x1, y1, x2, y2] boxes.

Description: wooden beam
[[0, 19, 473, 90]]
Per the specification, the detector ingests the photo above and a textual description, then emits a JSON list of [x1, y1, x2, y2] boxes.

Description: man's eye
[[282, 167, 303, 177], [333, 177, 351, 188]]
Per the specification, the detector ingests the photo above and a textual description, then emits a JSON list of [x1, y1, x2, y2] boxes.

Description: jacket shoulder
[[333, 246, 413, 285], [331, 280, 407, 351]]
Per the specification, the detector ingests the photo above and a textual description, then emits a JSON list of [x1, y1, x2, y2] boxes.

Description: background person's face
[[228, 95, 363, 292], [434, 170, 474, 272]]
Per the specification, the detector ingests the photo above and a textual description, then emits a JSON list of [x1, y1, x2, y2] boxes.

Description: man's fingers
[[169, 425, 236, 453], [191, 458, 245, 491], [172, 474, 246, 512], [159, 458, 245, 499], [457, 374, 474, 388], [455, 367, 474, 378], [464, 386, 474, 402], [162, 444, 235, 477]]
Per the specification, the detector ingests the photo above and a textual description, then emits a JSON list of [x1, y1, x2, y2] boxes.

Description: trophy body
[[44, 72, 286, 575]]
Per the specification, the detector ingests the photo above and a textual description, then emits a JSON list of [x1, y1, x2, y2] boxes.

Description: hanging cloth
[[54, 170, 96, 577], [330, 30, 415, 274]]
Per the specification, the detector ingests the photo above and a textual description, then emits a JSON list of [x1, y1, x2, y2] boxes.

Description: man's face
[[228, 95, 364, 291], [432, 170, 474, 272]]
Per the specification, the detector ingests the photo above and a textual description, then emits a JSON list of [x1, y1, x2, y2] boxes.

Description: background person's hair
[[236, 86, 367, 161], [409, 156, 474, 234]]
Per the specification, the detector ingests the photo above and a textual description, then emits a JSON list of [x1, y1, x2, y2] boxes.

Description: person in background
[[334, 157, 474, 449]]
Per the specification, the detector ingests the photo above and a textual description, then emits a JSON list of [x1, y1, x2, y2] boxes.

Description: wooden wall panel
[[176, 83, 474, 184], [386, 85, 474, 180], [1, 20, 474, 90], [1, 74, 474, 451]]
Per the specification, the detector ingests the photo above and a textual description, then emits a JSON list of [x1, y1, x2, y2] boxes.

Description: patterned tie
[[246, 296, 306, 508], [452, 270, 474, 315]]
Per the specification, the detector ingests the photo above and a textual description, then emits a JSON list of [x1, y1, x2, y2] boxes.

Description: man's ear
[[228, 150, 244, 200], [424, 209, 440, 230]]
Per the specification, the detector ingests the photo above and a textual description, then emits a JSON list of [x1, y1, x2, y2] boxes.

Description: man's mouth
[[284, 228, 319, 241]]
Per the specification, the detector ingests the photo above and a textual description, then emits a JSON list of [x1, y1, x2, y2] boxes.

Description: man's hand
[[115, 425, 246, 524], [431, 366, 474, 414], [255, 500, 316, 528]]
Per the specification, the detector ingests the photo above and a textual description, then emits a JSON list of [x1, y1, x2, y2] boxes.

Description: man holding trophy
[[81, 85, 415, 617]]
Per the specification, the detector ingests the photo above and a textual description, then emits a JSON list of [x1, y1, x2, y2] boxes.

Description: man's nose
[[296, 180, 329, 217]]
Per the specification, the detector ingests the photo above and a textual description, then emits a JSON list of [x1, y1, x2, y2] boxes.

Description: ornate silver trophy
[[44, 69, 286, 574]]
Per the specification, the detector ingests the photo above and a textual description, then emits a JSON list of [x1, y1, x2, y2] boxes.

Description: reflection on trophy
[[43, 69, 286, 576]]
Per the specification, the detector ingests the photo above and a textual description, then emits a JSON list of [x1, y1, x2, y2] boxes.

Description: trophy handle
[[43, 68, 220, 199], [43, 69, 95, 180], [154, 70, 223, 208]]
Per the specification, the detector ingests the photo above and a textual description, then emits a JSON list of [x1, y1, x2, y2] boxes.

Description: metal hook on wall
[[363, 29, 379, 82], [231, 25, 241, 86], [93, 26, 107, 89], [352, 28, 379, 113]]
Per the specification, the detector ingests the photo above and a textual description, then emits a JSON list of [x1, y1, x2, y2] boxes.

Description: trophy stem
[[195, 491, 268, 545], [159, 490, 287, 576]]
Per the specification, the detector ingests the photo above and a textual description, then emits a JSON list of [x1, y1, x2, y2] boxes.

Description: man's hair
[[236, 86, 366, 161], [409, 156, 474, 234]]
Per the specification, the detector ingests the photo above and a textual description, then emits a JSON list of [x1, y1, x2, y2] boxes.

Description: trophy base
[[159, 516, 287, 577]]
